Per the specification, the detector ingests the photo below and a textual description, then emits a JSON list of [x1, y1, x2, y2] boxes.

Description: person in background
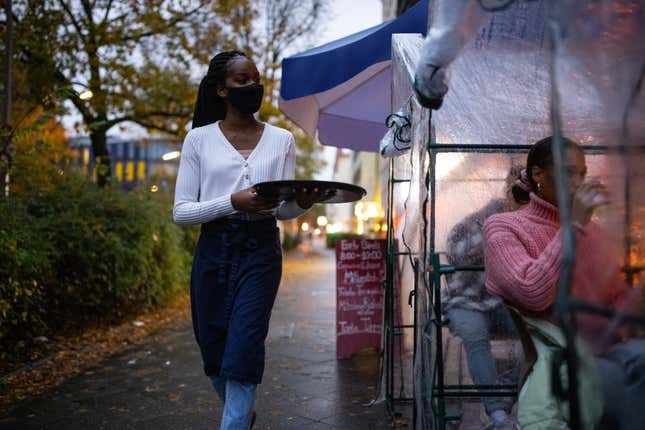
[[173, 51, 326, 430], [444, 166, 524, 430], [483, 136, 645, 430]]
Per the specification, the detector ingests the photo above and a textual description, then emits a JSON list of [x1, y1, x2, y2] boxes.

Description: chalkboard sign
[[336, 239, 386, 359]]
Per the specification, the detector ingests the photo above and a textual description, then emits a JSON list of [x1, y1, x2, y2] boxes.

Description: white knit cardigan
[[173, 121, 307, 225]]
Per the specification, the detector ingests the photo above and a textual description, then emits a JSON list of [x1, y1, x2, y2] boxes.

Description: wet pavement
[[2, 245, 404, 430]]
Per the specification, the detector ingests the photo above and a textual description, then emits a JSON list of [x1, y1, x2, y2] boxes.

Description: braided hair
[[511, 135, 581, 204], [192, 51, 247, 128]]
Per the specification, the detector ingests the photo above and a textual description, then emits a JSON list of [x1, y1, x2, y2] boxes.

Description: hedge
[[0, 175, 196, 357]]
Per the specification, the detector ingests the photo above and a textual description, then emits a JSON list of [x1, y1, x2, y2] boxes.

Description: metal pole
[[2, 0, 13, 197], [620, 63, 644, 287], [412, 257, 419, 430], [547, 2, 580, 428], [385, 157, 395, 417], [424, 112, 449, 430]]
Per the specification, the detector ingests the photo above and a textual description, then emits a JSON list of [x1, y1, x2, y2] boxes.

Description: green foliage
[[281, 231, 302, 252], [0, 175, 194, 355]]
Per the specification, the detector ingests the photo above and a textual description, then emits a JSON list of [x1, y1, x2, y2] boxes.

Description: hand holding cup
[[572, 180, 609, 225]]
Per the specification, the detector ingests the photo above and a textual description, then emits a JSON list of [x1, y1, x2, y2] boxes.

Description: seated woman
[[482, 136, 645, 430], [443, 166, 524, 430]]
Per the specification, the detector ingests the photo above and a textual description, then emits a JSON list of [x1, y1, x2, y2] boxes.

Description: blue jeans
[[595, 338, 645, 430], [446, 306, 520, 415], [210, 375, 256, 430]]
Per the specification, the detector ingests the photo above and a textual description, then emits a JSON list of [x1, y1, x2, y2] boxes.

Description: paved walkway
[[3, 245, 404, 430]]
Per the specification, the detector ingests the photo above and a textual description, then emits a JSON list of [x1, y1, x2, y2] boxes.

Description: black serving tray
[[253, 180, 366, 204]]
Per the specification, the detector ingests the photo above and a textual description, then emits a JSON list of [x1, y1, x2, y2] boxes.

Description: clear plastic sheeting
[[389, 0, 644, 429], [390, 33, 432, 429], [553, 0, 645, 146], [430, 0, 550, 146], [551, 0, 645, 290]]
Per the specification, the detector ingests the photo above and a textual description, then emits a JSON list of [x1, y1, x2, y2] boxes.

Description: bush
[[281, 230, 302, 251], [0, 174, 194, 356]]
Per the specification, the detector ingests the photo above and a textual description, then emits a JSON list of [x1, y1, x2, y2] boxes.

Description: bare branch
[[120, 4, 205, 43], [56, 0, 85, 42], [129, 119, 181, 136], [101, 0, 114, 26], [101, 110, 191, 130]]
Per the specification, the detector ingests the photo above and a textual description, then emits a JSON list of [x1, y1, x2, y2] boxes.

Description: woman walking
[[173, 51, 324, 430]]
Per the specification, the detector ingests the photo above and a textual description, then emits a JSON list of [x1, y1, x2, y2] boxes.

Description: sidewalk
[[2, 244, 404, 429]]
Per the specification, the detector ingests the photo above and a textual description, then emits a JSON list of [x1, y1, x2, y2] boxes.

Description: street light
[[79, 90, 94, 100], [162, 150, 181, 161], [301, 222, 310, 232], [316, 215, 328, 226]]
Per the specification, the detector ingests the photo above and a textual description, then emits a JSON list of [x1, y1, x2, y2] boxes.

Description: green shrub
[[281, 230, 302, 251], [0, 174, 194, 355]]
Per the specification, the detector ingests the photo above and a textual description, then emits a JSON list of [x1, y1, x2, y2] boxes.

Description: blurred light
[[316, 215, 328, 226], [326, 223, 342, 234], [314, 228, 321, 236], [126, 161, 134, 181], [382, 224, 388, 232], [162, 150, 181, 161], [357, 222, 364, 235], [364, 202, 381, 219], [374, 224, 381, 232], [137, 161, 146, 181], [150, 185, 159, 192], [354, 202, 364, 218], [301, 222, 310, 232], [79, 90, 93, 100]]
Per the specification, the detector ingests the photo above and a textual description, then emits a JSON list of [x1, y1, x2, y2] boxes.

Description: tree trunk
[[0, 133, 13, 197], [2, 0, 13, 197], [90, 128, 111, 187]]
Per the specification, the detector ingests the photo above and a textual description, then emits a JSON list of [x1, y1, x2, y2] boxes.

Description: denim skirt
[[190, 217, 282, 385]]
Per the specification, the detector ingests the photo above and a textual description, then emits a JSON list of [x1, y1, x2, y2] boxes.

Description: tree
[[1, 0, 70, 195], [225, 0, 329, 179], [10, 107, 70, 194], [7, 0, 328, 186], [7, 0, 247, 186]]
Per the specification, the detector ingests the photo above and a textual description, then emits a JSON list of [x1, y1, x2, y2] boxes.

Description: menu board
[[336, 239, 386, 359]]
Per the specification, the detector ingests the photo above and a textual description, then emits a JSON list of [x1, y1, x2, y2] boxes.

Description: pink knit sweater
[[483, 193, 629, 352]]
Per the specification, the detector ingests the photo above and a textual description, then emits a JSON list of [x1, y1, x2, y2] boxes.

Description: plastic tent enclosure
[[385, 1, 645, 429]]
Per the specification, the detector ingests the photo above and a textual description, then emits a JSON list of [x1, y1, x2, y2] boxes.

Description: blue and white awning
[[279, 0, 428, 152]]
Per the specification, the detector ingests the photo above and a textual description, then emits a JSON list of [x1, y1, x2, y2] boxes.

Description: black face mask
[[226, 83, 264, 114]]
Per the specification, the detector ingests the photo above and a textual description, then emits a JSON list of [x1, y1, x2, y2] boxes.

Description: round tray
[[253, 180, 366, 204]]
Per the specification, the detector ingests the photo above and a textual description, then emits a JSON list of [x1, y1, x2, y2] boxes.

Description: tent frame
[[384, 125, 645, 430]]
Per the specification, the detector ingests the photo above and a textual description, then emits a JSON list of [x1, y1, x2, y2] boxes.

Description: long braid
[[192, 51, 247, 128]]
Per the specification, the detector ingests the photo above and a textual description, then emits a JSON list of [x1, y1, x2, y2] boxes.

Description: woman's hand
[[294, 187, 335, 209], [231, 187, 279, 213], [571, 181, 609, 225]]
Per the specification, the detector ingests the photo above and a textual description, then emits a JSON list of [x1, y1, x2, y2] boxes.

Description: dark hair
[[511, 135, 581, 204], [192, 51, 247, 128]]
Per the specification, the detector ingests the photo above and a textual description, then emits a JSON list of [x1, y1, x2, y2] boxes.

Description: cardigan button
[[243, 162, 248, 167]]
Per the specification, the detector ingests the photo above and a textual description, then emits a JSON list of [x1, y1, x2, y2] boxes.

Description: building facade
[[68, 136, 180, 191]]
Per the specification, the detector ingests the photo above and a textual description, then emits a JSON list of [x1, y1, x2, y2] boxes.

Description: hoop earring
[[537, 183, 542, 192]]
